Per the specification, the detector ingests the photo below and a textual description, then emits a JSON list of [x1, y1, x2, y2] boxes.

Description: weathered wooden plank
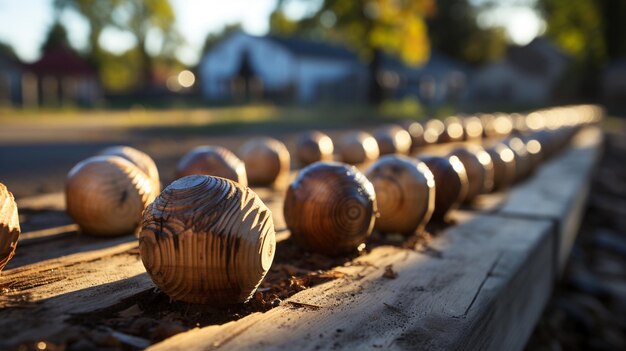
[[498, 127, 602, 271], [148, 215, 554, 351], [0, 241, 150, 348]]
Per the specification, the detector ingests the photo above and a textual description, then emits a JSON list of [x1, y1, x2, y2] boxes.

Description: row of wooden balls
[[0, 105, 601, 306], [69, 111, 592, 305]]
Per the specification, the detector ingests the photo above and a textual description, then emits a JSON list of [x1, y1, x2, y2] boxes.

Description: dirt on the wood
[[527, 131, 626, 351], [17, 229, 432, 351]]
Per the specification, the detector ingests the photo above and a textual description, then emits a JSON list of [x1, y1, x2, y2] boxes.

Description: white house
[[199, 32, 366, 104], [472, 38, 570, 105]]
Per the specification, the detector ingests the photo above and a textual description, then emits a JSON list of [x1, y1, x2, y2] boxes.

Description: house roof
[[27, 48, 96, 76], [506, 38, 570, 77], [266, 35, 359, 62]]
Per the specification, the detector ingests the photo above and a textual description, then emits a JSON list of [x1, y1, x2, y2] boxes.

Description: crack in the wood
[[455, 251, 503, 319]]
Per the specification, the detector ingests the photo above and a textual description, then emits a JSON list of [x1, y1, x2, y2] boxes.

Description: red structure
[[24, 47, 101, 106]]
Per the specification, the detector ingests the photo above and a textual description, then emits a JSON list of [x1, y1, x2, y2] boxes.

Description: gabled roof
[[506, 38, 570, 76], [27, 48, 96, 76], [266, 35, 359, 62]]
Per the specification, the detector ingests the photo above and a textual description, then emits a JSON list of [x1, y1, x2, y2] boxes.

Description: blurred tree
[[54, 0, 180, 90], [42, 22, 71, 52], [600, 0, 626, 60], [428, 0, 506, 65], [538, 0, 626, 99], [0, 42, 18, 61], [272, 0, 435, 105]]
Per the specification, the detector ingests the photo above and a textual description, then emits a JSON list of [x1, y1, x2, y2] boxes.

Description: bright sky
[[0, 0, 543, 66]]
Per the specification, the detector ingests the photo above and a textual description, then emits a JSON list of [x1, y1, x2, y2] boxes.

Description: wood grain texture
[[448, 145, 494, 202], [0, 183, 20, 272], [239, 137, 290, 187], [505, 137, 533, 181], [99, 145, 161, 191], [284, 162, 376, 256], [148, 215, 554, 351], [401, 120, 425, 150], [440, 116, 465, 143], [373, 125, 412, 155], [176, 146, 248, 186], [365, 155, 434, 234], [499, 127, 602, 272], [486, 143, 516, 190], [337, 131, 380, 164], [140, 175, 276, 304], [420, 155, 469, 222], [295, 131, 334, 167], [65, 155, 159, 236]]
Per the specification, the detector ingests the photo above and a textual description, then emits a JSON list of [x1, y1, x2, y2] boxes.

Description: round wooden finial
[[65, 156, 159, 236], [401, 120, 426, 150], [423, 119, 445, 144], [486, 143, 516, 191], [448, 145, 494, 202], [239, 137, 290, 186], [365, 155, 434, 234], [440, 116, 465, 143], [176, 146, 247, 186], [462, 116, 484, 141], [139, 175, 276, 305], [284, 162, 376, 256], [373, 125, 412, 155], [295, 130, 334, 166], [337, 131, 380, 164], [0, 183, 20, 272], [505, 137, 532, 181], [420, 155, 469, 221], [99, 145, 161, 191]]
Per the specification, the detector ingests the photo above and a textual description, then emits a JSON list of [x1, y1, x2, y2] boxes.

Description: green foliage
[[539, 0, 605, 64], [0, 42, 18, 61], [272, 0, 435, 66], [42, 22, 71, 52], [428, 0, 506, 65], [54, 0, 180, 90]]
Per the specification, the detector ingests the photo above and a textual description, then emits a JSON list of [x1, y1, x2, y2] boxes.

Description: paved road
[[0, 123, 364, 198]]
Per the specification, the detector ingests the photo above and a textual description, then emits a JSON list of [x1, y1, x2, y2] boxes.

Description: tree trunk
[[367, 48, 384, 106], [138, 39, 153, 92]]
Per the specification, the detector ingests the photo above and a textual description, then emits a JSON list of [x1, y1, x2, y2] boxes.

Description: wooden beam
[[148, 215, 554, 351], [498, 127, 602, 271]]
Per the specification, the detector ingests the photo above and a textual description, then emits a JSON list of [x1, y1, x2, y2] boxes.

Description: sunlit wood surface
[[0, 127, 602, 350]]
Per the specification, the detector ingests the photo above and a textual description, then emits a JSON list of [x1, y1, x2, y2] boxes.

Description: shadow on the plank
[[7, 230, 137, 269]]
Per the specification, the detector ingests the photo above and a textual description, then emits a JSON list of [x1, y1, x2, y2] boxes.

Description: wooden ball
[[440, 116, 465, 143], [420, 155, 469, 221], [295, 131, 334, 166], [373, 125, 412, 155], [524, 138, 544, 171], [365, 155, 434, 234], [284, 162, 376, 256], [139, 175, 276, 305], [176, 146, 247, 186], [0, 183, 20, 272], [66, 156, 159, 236], [401, 120, 426, 149], [486, 144, 516, 190], [100, 145, 161, 191], [424, 119, 445, 144], [239, 137, 290, 186], [338, 131, 380, 164], [463, 116, 484, 141], [505, 137, 532, 181], [448, 145, 494, 202]]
